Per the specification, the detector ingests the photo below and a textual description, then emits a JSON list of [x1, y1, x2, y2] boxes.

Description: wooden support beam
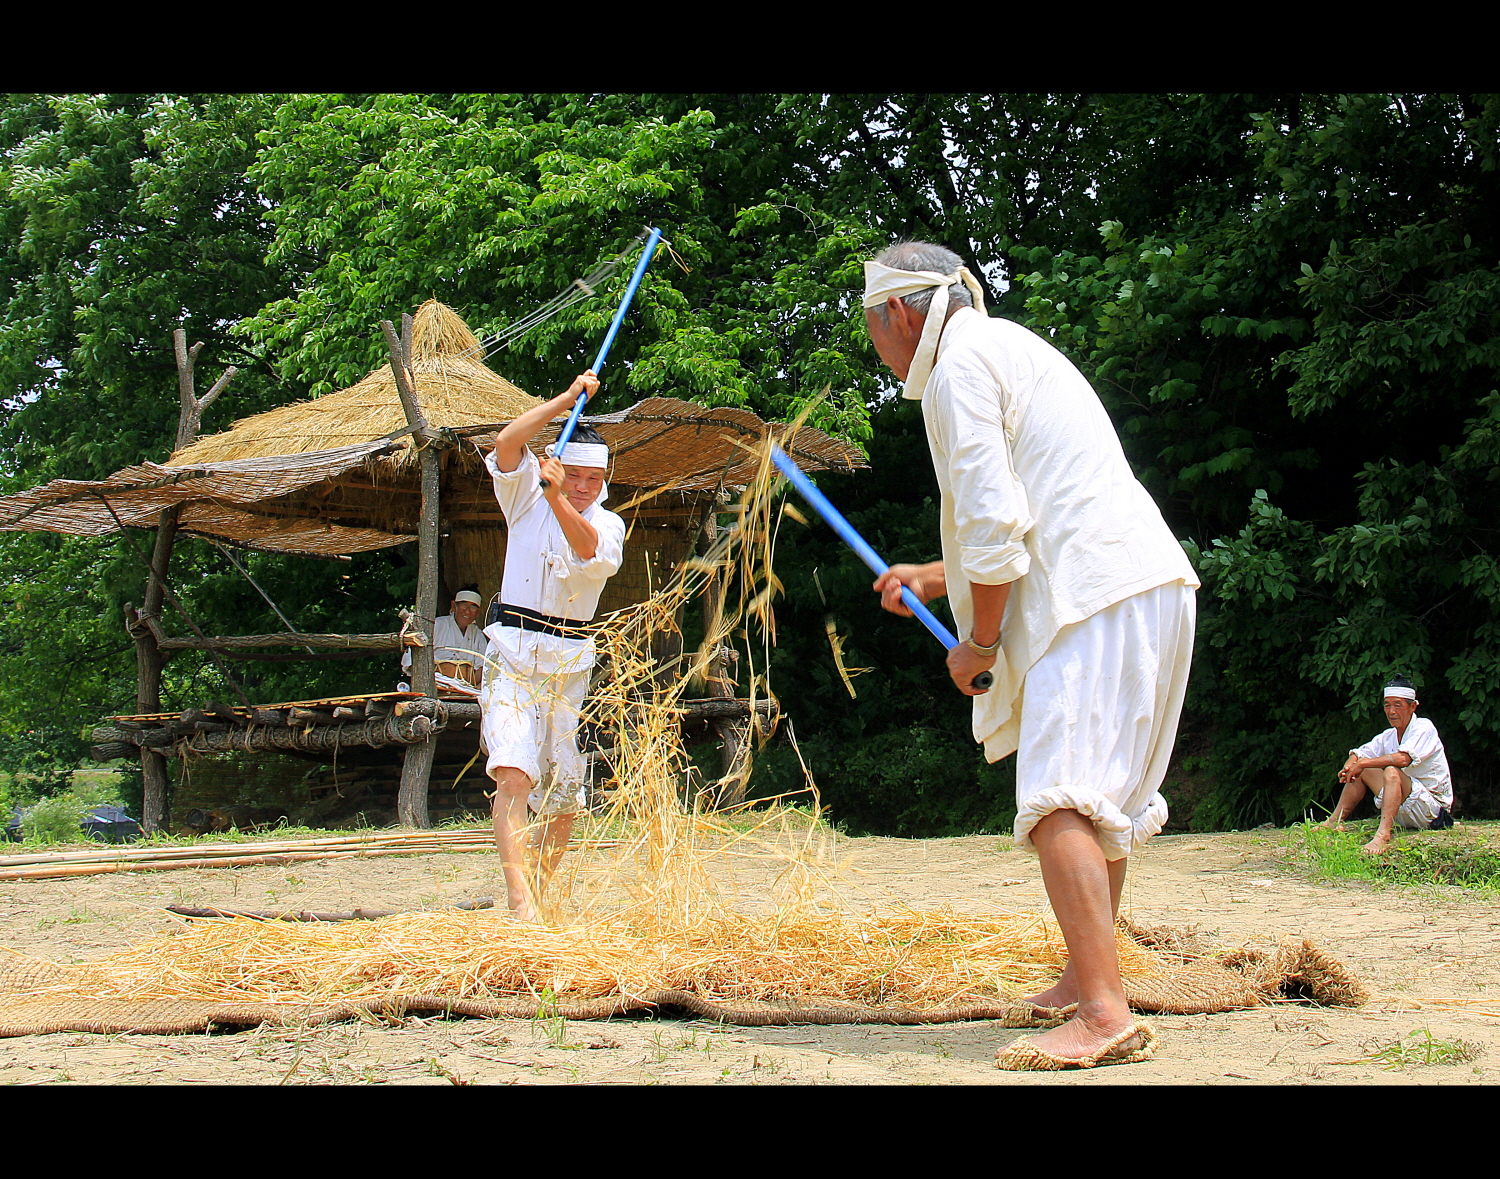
[[92, 726, 173, 748], [129, 330, 241, 834], [135, 507, 179, 834], [155, 629, 402, 651], [170, 712, 439, 755], [383, 316, 441, 828]]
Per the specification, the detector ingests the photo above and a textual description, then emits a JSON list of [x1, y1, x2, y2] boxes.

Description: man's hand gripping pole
[[769, 444, 992, 692], [540, 226, 664, 489]]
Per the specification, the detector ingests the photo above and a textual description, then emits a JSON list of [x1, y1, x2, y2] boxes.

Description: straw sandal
[[997, 1001, 1078, 1028], [995, 1021, 1158, 1071]]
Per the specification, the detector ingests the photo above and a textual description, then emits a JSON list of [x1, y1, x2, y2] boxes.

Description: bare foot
[[1024, 964, 1078, 1012], [1320, 818, 1344, 831], [502, 880, 539, 922], [999, 1006, 1136, 1064], [1361, 834, 1392, 856], [508, 900, 539, 923]]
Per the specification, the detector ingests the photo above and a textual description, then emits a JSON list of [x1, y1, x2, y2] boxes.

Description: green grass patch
[[1281, 820, 1500, 892], [1340, 1028, 1486, 1070]]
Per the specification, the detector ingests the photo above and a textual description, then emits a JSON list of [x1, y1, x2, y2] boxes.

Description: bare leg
[[531, 811, 576, 900], [1026, 849, 1127, 1010], [1322, 776, 1374, 830], [1006, 810, 1136, 1061], [490, 766, 540, 922], [1363, 767, 1411, 856]]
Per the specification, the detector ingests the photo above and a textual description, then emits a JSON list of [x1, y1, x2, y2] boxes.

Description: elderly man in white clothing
[[865, 241, 1199, 1070], [401, 587, 488, 694], [479, 371, 625, 922], [1322, 675, 1454, 856]]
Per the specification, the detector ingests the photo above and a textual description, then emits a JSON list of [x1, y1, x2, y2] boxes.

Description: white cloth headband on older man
[[1384, 685, 1418, 702], [863, 260, 987, 400]]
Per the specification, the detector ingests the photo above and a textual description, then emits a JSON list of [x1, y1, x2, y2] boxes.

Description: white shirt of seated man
[[401, 590, 489, 695], [1346, 685, 1452, 810]]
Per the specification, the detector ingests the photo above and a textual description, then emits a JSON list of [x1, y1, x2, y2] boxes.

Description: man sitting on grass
[[1322, 675, 1454, 855]]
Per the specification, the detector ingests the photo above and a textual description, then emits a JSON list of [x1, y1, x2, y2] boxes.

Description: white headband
[[863, 260, 987, 400], [454, 590, 482, 606], [551, 441, 609, 468], [1384, 685, 1417, 702]]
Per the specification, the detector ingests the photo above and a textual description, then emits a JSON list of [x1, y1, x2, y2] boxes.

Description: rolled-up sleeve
[[484, 446, 542, 524], [559, 512, 625, 581], [1398, 722, 1440, 769], [934, 371, 1034, 585]]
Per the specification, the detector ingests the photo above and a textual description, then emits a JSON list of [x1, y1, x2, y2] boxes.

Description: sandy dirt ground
[[3, 826, 1498, 1085]]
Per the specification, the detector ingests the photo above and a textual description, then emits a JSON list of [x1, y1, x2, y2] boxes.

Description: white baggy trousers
[[1011, 581, 1196, 861]]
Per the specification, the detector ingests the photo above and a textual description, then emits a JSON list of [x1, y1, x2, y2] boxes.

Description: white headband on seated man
[[1384, 684, 1418, 702], [862, 252, 987, 400]]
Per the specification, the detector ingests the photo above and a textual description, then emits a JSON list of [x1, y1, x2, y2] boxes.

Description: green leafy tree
[[1015, 93, 1500, 825], [8, 92, 1496, 835]]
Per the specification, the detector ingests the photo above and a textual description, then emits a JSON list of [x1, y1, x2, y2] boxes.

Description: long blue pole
[[549, 227, 663, 463], [769, 444, 991, 691]]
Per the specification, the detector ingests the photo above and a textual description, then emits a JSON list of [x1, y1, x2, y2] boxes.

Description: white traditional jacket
[[481, 446, 626, 676], [1353, 717, 1453, 806], [914, 307, 1200, 760]]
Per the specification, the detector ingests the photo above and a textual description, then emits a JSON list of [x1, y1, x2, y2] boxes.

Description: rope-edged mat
[[0, 920, 1367, 1037]]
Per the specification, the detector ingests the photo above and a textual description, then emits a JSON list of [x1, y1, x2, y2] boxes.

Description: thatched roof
[[512, 398, 863, 492], [171, 300, 541, 466], [0, 442, 415, 556], [0, 300, 867, 558]]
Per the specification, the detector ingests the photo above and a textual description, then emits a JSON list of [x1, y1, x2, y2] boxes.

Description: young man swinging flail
[[478, 371, 625, 922]]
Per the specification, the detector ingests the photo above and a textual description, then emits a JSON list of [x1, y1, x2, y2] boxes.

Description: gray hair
[[870, 240, 975, 324]]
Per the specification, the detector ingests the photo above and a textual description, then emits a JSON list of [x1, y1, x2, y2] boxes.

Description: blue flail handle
[[769, 444, 991, 692], [542, 227, 664, 488]]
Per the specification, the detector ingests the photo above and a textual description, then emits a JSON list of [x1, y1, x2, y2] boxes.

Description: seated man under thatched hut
[[402, 586, 488, 694], [479, 372, 624, 922]]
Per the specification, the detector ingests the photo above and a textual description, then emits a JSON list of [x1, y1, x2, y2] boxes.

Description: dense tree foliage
[[2, 93, 1496, 831], [1017, 94, 1500, 824]]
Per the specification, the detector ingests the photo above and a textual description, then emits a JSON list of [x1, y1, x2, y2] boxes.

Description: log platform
[[91, 693, 780, 823]]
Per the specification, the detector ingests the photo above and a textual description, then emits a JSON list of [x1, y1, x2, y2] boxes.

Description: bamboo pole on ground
[[0, 828, 497, 869]]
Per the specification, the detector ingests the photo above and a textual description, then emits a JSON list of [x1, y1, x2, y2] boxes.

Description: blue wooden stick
[[542, 227, 663, 487], [769, 443, 992, 692]]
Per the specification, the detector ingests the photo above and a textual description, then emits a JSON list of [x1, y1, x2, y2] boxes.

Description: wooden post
[[383, 316, 438, 829], [699, 500, 729, 698], [132, 329, 238, 833], [697, 495, 749, 806], [174, 329, 237, 451], [133, 506, 179, 833]]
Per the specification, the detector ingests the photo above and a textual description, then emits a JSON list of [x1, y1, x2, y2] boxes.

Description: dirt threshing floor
[[3, 827, 1499, 1086]]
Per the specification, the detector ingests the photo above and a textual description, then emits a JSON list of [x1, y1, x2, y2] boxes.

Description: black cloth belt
[[495, 603, 594, 640]]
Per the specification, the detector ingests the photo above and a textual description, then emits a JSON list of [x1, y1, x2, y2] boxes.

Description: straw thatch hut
[[0, 300, 864, 829]]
